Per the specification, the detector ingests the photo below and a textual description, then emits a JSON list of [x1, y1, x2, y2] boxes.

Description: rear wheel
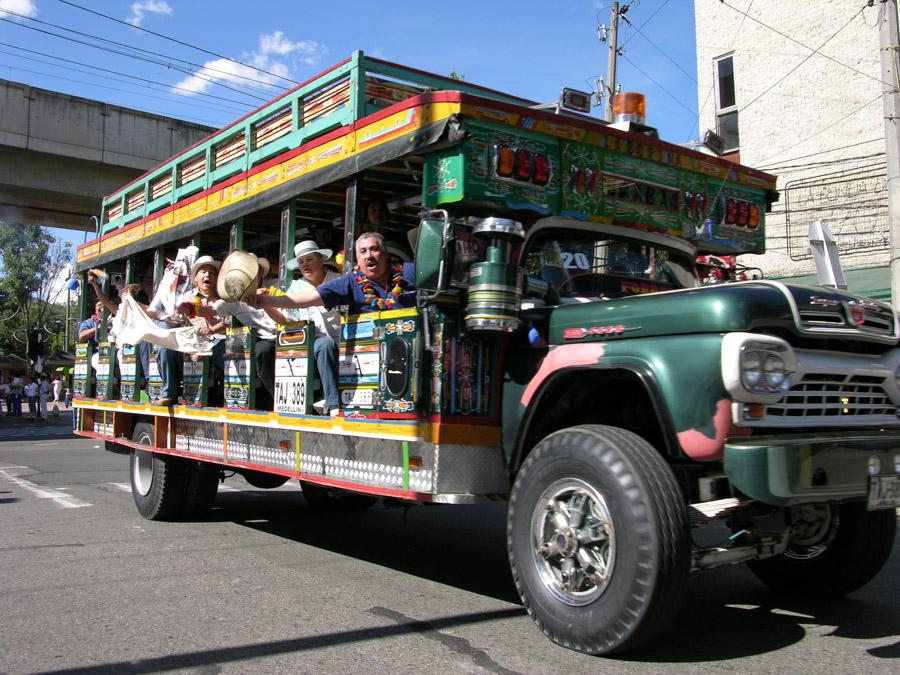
[[129, 421, 188, 520], [301, 481, 379, 512], [181, 462, 220, 518], [508, 425, 689, 655], [748, 502, 896, 597]]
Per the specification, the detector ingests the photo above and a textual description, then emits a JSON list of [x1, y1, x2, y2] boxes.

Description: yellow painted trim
[[72, 399, 503, 447], [78, 102, 460, 264], [342, 307, 418, 323]]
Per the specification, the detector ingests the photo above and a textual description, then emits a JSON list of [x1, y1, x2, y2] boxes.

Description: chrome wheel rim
[[783, 503, 838, 560], [530, 478, 615, 606], [132, 448, 154, 497]]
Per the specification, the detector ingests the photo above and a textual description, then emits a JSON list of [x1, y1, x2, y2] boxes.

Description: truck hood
[[546, 280, 899, 346]]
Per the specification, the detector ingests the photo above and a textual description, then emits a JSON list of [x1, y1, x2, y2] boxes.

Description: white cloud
[[171, 32, 327, 97], [127, 0, 172, 27], [259, 31, 322, 65], [0, 0, 38, 19]]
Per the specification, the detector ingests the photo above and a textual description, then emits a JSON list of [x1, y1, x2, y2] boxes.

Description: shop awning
[[773, 265, 891, 302]]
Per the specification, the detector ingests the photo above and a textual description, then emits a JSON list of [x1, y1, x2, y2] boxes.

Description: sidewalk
[[0, 402, 75, 427]]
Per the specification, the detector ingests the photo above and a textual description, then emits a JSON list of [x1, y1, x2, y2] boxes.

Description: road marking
[[109, 482, 132, 493], [0, 468, 92, 509]]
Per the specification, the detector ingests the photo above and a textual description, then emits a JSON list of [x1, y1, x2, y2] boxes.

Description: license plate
[[867, 475, 900, 511], [275, 376, 307, 414]]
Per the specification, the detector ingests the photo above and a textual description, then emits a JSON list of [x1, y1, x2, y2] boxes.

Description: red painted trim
[[454, 92, 777, 184], [81, 92, 461, 254], [428, 414, 501, 426], [86, 430, 438, 502], [85, 87, 774, 254], [105, 57, 354, 199]]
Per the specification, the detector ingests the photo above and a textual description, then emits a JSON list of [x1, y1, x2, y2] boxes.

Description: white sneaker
[[312, 399, 327, 415], [329, 406, 339, 417]]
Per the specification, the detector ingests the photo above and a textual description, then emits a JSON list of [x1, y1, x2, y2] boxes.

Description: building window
[[714, 54, 739, 152]]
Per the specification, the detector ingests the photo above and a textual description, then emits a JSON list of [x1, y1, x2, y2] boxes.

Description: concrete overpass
[[0, 79, 214, 232]]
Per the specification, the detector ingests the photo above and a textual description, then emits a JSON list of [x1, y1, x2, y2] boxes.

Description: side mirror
[[413, 210, 455, 294]]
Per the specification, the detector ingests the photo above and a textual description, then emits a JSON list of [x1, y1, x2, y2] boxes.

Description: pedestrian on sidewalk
[[51, 374, 62, 403], [24, 378, 38, 418], [0, 377, 8, 415], [38, 376, 50, 420], [9, 375, 22, 417]]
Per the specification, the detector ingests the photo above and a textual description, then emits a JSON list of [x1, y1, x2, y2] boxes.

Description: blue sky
[[0, 0, 700, 253]]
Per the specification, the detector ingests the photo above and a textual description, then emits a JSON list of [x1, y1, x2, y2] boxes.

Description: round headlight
[[741, 350, 762, 387], [763, 353, 785, 388]]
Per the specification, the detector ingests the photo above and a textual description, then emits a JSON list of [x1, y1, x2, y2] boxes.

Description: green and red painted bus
[[73, 51, 898, 655]]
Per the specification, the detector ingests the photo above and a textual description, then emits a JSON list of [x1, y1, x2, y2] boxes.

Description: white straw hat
[[285, 240, 333, 271], [190, 255, 220, 278], [217, 250, 262, 301]]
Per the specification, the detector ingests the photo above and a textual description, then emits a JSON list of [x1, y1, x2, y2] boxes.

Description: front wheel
[[748, 502, 896, 597], [508, 425, 689, 655], [129, 422, 188, 520]]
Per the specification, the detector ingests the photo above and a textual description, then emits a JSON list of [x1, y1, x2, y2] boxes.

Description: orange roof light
[[612, 92, 646, 126]]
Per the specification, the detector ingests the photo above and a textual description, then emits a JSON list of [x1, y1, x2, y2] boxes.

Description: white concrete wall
[[695, 0, 889, 276]]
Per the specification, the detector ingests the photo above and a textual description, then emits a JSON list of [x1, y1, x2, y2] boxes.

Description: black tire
[[181, 461, 220, 518], [301, 481, 379, 512], [508, 424, 690, 655], [748, 502, 897, 597], [129, 421, 188, 521]]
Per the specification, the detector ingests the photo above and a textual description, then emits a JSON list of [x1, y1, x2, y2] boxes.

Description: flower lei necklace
[[354, 263, 403, 309]]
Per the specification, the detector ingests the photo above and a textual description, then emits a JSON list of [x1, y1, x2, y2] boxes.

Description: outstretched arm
[[256, 287, 324, 309], [88, 273, 118, 316]]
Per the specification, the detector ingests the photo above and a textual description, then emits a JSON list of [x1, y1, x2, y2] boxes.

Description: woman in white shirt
[[283, 240, 341, 416]]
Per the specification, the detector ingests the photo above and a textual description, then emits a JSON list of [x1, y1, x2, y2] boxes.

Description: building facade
[[695, 0, 893, 293]]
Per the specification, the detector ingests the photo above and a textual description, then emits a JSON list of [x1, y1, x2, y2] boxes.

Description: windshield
[[522, 230, 699, 300]]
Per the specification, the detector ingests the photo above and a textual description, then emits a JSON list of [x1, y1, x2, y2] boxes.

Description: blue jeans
[[210, 338, 226, 373], [314, 336, 339, 408], [138, 341, 151, 385], [154, 321, 181, 399]]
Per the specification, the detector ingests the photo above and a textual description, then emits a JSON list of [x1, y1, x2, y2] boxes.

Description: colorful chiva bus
[[75, 51, 899, 656]]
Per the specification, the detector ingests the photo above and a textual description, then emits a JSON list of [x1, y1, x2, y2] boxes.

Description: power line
[[0, 12, 278, 100], [756, 138, 883, 169], [57, 0, 301, 86], [0, 42, 255, 109], [620, 0, 670, 48], [619, 52, 697, 116], [763, 151, 885, 173], [718, 0, 895, 89], [620, 12, 696, 83], [738, 4, 868, 115], [756, 93, 884, 165], [0, 63, 235, 125], [4, 5, 289, 93]]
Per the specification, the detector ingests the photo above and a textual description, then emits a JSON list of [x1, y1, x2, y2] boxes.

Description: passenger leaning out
[[256, 233, 416, 415]]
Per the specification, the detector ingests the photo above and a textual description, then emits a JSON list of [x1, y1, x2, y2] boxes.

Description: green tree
[[0, 222, 73, 365]]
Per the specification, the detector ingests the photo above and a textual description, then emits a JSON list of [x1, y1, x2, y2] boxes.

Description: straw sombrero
[[217, 251, 270, 301]]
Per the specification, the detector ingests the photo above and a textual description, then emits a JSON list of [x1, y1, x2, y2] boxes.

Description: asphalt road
[[0, 431, 897, 674]]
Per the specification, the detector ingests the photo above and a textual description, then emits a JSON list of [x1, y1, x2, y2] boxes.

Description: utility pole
[[603, 2, 621, 121], [880, 0, 900, 308]]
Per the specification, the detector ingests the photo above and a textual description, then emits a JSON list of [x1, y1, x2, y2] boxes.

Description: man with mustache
[[258, 232, 415, 315], [256, 232, 415, 416]]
